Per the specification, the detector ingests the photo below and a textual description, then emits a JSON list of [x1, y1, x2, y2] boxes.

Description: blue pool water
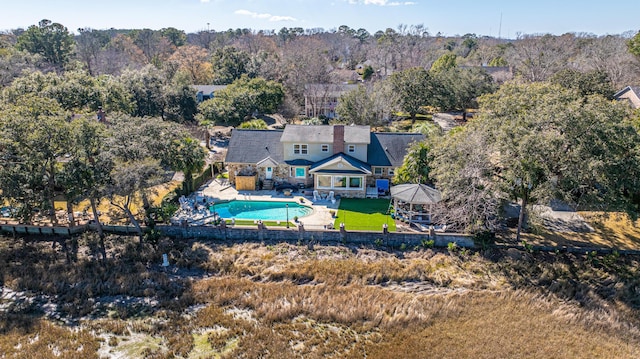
[[211, 200, 313, 221]]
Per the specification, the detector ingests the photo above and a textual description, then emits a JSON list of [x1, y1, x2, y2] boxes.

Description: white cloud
[[347, 0, 416, 5], [200, 0, 210, 3], [234, 9, 297, 22], [269, 15, 298, 22]]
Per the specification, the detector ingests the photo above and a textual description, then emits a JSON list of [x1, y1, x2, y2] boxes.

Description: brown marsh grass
[[1, 238, 640, 358], [516, 211, 640, 249]]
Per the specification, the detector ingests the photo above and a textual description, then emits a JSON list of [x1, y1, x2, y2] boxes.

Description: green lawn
[[333, 198, 396, 232]]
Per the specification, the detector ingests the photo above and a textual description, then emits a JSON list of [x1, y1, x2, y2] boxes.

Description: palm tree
[[169, 137, 206, 194]]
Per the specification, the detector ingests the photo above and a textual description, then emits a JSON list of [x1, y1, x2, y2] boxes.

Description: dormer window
[[347, 144, 355, 153], [294, 144, 308, 155], [321, 144, 329, 152]]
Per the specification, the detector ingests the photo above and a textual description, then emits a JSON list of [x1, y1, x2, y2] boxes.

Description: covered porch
[[309, 153, 371, 198]]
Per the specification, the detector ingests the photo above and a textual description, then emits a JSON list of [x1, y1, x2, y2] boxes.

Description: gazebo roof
[[390, 184, 442, 204]]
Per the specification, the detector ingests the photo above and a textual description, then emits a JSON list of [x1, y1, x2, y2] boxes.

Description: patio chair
[[313, 190, 320, 201], [328, 191, 336, 204]]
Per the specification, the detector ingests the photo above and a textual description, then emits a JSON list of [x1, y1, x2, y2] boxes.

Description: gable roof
[[256, 156, 279, 167], [280, 125, 371, 144], [225, 129, 284, 164], [309, 152, 372, 174], [367, 132, 425, 167], [225, 128, 424, 169]]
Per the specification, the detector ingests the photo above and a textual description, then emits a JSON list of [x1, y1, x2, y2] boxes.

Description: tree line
[[2, 20, 640, 120], [2, 19, 640, 239]]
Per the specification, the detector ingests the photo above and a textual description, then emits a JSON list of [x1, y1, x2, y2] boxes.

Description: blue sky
[[1, 0, 638, 38]]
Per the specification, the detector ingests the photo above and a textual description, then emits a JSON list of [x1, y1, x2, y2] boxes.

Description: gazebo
[[390, 183, 442, 225]]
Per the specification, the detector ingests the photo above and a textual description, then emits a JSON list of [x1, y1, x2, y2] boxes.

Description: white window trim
[[347, 144, 355, 153], [348, 176, 363, 189], [293, 143, 308, 155], [315, 175, 364, 190], [387, 168, 395, 176], [373, 167, 383, 175], [317, 175, 332, 189], [321, 144, 329, 152], [292, 167, 306, 178]]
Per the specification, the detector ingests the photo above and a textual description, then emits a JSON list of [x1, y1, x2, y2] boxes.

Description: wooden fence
[[235, 175, 257, 191]]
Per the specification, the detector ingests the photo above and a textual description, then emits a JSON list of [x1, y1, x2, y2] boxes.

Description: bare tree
[[507, 34, 573, 82], [575, 35, 639, 88]]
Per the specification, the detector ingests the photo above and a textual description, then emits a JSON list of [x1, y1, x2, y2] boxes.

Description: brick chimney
[[333, 125, 345, 154]]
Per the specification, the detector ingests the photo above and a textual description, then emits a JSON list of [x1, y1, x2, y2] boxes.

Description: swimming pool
[[211, 200, 313, 221]]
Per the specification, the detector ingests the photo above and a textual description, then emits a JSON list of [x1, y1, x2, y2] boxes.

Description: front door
[[266, 167, 273, 180]]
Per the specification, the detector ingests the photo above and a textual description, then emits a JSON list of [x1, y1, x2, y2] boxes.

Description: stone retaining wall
[[157, 224, 475, 248]]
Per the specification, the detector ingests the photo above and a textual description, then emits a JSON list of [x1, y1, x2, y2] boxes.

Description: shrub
[[239, 119, 268, 129], [474, 231, 495, 250], [421, 239, 435, 249]]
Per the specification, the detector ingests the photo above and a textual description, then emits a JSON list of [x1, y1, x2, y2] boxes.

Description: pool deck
[[198, 179, 339, 230]]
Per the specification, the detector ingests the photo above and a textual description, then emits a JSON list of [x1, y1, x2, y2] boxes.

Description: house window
[[347, 144, 355, 153], [293, 144, 308, 155], [388, 168, 395, 176], [374, 167, 383, 175], [293, 167, 306, 178], [317, 175, 364, 190], [348, 177, 362, 189], [318, 175, 332, 188], [321, 144, 329, 152]]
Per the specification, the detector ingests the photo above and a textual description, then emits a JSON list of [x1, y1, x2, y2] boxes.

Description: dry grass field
[[2, 234, 640, 358], [502, 211, 640, 250], [50, 180, 181, 225]]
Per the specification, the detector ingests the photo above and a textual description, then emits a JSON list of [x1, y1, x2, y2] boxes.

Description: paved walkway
[[197, 179, 339, 230]]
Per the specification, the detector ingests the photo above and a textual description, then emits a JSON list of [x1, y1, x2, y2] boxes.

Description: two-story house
[[225, 125, 424, 198], [304, 84, 359, 119]]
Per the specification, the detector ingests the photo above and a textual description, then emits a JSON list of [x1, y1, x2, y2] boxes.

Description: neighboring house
[[225, 125, 424, 198], [459, 66, 514, 84], [192, 85, 228, 103], [614, 86, 640, 109], [304, 84, 359, 119]]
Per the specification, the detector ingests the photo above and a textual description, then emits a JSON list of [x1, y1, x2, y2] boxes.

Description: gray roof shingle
[[225, 129, 284, 164], [226, 128, 423, 168], [309, 152, 372, 174], [367, 132, 425, 167], [280, 125, 370, 144]]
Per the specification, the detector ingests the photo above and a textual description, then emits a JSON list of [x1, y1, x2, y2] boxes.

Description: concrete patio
[[196, 179, 340, 230]]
